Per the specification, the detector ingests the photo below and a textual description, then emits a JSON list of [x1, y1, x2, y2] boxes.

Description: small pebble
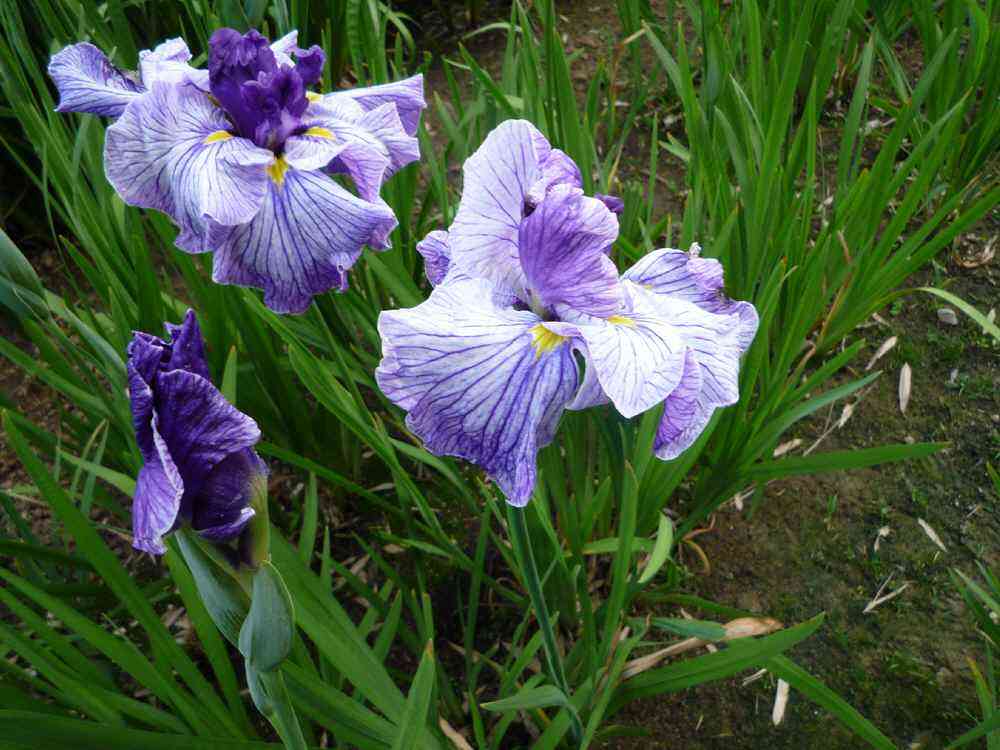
[[937, 308, 959, 325]]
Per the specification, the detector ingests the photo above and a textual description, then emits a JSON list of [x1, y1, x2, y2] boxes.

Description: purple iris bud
[[127, 310, 266, 554], [48, 30, 424, 313], [377, 120, 757, 506]]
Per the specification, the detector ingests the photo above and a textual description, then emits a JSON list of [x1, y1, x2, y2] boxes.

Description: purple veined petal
[[127, 336, 163, 456], [565, 349, 609, 411], [449, 119, 551, 300], [151, 368, 261, 498], [132, 427, 184, 554], [638, 281, 745, 409], [560, 283, 688, 419], [623, 245, 759, 353], [163, 309, 211, 380], [289, 100, 420, 201], [518, 184, 622, 318], [104, 81, 274, 253], [416, 230, 451, 286], [376, 277, 578, 506], [138, 37, 205, 89], [191, 448, 264, 540], [209, 167, 398, 314], [321, 73, 426, 136], [525, 148, 583, 207], [47, 43, 143, 117], [653, 349, 714, 460]]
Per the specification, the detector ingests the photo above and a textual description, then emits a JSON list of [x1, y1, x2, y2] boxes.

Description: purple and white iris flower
[[128, 310, 266, 555], [376, 120, 757, 507], [48, 29, 425, 313]]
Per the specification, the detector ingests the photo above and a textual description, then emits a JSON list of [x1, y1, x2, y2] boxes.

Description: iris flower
[[377, 120, 757, 506], [48, 29, 425, 313], [128, 310, 265, 554]]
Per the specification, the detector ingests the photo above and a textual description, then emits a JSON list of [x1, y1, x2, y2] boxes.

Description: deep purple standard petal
[[525, 149, 582, 207], [623, 245, 758, 352], [291, 45, 325, 87], [209, 167, 398, 313], [556, 284, 688, 418], [192, 449, 265, 540], [208, 28, 278, 139], [47, 43, 143, 117], [127, 335, 165, 456], [286, 98, 419, 201], [376, 277, 578, 506], [163, 309, 211, 380], [416, 230, 451, 286], [449, 120, 551, 300], [104, 81, 273, 253], [152, 368, 261, 501], [321, 74, 426, 136], [518, 185, 622, 318]]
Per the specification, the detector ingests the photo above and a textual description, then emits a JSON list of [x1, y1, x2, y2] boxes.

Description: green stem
[[507, 504, 582, 743]]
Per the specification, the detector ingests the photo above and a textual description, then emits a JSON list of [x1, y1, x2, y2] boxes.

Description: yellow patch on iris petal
[[303, 126, 335, 140], [607, 315, 636, 327], [267, 156, 290, 187], [203, 130, 233, 144], [530, 324, 567, 358], [306, 91, 322, 103]]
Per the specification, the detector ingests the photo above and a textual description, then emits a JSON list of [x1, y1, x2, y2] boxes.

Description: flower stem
[[506, 504, 582, 742]]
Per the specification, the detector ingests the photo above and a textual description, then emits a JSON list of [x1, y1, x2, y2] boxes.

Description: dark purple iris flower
[[377, 121, 758, 506], [48, 30, 425, 314], [207, 28, 320, 150], [128, 310, 265, 554]]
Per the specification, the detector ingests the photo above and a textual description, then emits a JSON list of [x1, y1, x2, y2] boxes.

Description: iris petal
[[163, 310, 211, 380], [449, 120, 550, 301], [287, 99, 419, 201], [104, 81, 273, 253], [209, 167, 397, 313], [132, 427, 184, 555], [653, 349, 714, 460], [376, 277, 578, 506], [139, 38, 206, 89], [151, 369, 261, 499], [518, 185, 621, 317], [320, 74, 426, 136], [192, 449, 264, 540], [415, 230, 451, 286], [525, 148, 583, 207], [623, 247, 758, 351], [557, 284, 688, 419], [47, 43, 142, 117]]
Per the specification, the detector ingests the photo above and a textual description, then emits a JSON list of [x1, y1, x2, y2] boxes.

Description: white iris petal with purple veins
[[127, 311, 265, 555], [378, 119, 757, 505], [48, 27, 425, 313]]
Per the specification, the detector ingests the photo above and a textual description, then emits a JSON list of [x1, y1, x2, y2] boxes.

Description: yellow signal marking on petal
[[203, 130, 233, 144], [303, 126, 335, 140], [530, 324, 568, 358], [267, 156, 290, 187], [607, 315, 636, 327], [306, 91, 322, 102]]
